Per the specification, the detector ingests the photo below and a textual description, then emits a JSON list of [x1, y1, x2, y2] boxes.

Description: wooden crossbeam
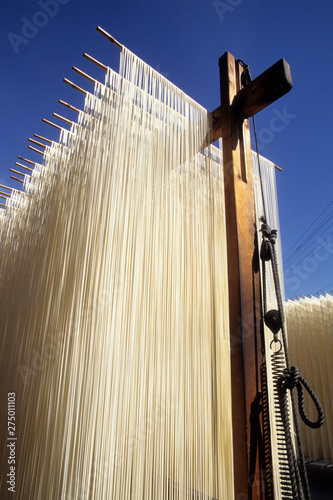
[[212, 57, 292, 141], [234, 58, 292, 117]]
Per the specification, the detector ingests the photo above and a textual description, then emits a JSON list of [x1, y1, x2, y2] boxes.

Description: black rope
[[260, 220, 306, 498], [260, 220, 325, 430], [277, 371, 304, 500], [260, 218, 324, 500], [260, 220, 288, 358], [252, 118, 267, 223], [237, 58, 267, 224], [278, 366, 325, 500], [281, 366, 325, 429], [259, 218, 325, 500]]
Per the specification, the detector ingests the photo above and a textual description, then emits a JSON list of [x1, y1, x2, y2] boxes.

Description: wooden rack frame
[[212, 52, 292, 499]]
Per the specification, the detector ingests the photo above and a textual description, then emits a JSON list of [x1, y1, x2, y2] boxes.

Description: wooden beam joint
[[212, 57, 292, 141]]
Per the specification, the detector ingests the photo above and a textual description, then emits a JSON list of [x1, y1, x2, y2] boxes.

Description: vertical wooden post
[[219, 52, 265, 499]]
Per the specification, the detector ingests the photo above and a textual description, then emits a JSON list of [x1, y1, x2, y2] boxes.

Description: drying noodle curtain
[[0, 47, 233, 499]]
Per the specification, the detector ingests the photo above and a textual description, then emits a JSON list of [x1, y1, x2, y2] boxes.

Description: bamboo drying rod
[[72, 66, 97, 84], [15, 162, 34, 173], [18, 156, 36, 166], [11, 176, 24, 184], [34, 134, 52, 144], [96, 26, 123, 50], [42, 118, 63, 131], [58, 100, 80, 114], [29, 138, 46, 149], [28, 145, 44, 155], [83, 53, 107, 72], [63, 78, 87, 95], [9, 168, 25, 177], [53, 113, 74, 126]]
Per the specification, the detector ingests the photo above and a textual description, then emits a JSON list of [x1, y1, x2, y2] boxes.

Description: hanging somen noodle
[[0, 46, 234, 499], [285, 293, 333, 464]]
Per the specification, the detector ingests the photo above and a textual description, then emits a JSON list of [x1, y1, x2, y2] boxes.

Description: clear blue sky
[[0, 0, 332, 299]]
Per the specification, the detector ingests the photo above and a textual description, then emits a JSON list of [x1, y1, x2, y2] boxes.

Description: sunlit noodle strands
[[0, 46, 234, 499], [285, 293, 333, 463]]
